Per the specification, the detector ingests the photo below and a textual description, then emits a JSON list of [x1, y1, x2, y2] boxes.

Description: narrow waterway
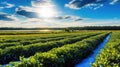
[[1, 58, 29, 67], [75, 33, 111, 67]]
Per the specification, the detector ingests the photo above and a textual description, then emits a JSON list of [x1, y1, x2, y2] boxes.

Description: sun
[[36, 5, 57, 18]]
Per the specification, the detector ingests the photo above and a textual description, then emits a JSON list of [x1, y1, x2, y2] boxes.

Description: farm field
[[0, 31, 119, 67]]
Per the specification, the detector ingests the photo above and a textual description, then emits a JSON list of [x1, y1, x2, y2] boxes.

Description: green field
[[0, 31, 119, 67]]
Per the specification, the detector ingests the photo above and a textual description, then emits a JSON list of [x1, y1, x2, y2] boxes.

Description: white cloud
[[85, 4, 104, 10], [1, 2, 15, 8], [31, 0, 54, 7], [54, 15, 84, 22], [1, 16, 120, 28], [16, 6, 33, 12], [65, 0, 119, 10], [0, 7, 4, 9], [0, 20, 21, 28], [65, 0, 106, 10], [15, 0, 59, 19], [65, 3, 81, 10], [110, 0, 119, 5], [0, 12, 18, 21]]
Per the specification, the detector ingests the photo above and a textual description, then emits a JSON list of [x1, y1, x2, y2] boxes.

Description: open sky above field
[[0, 0, 120, 28]]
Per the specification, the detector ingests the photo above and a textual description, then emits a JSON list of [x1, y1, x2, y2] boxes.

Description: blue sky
[[0, 0, 120, 28]]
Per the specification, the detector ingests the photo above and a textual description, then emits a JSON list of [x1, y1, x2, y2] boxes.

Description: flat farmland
[[0, 31, 119, 67]]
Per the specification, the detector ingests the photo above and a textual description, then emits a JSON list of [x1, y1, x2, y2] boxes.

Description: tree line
[[0, 26, 120, 30]]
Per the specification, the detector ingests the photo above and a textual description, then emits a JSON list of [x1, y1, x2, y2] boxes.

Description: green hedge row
[[0, 34, 80, 45], [0, 35, 77, 49]]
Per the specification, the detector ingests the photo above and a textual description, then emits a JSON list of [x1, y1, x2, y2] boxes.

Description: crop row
[[0, 34, 76, 43], [92, 32, 120, 67], [0, 32, 90, 48], [0, 33, 100, 64], [6, 33, 109, 67], [0, 35, 77, 49]]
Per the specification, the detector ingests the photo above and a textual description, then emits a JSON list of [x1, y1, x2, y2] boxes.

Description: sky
[[0, 0, 120, 28]]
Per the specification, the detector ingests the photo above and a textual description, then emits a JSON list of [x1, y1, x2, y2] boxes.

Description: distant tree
[[64, 28, 71, 32]]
